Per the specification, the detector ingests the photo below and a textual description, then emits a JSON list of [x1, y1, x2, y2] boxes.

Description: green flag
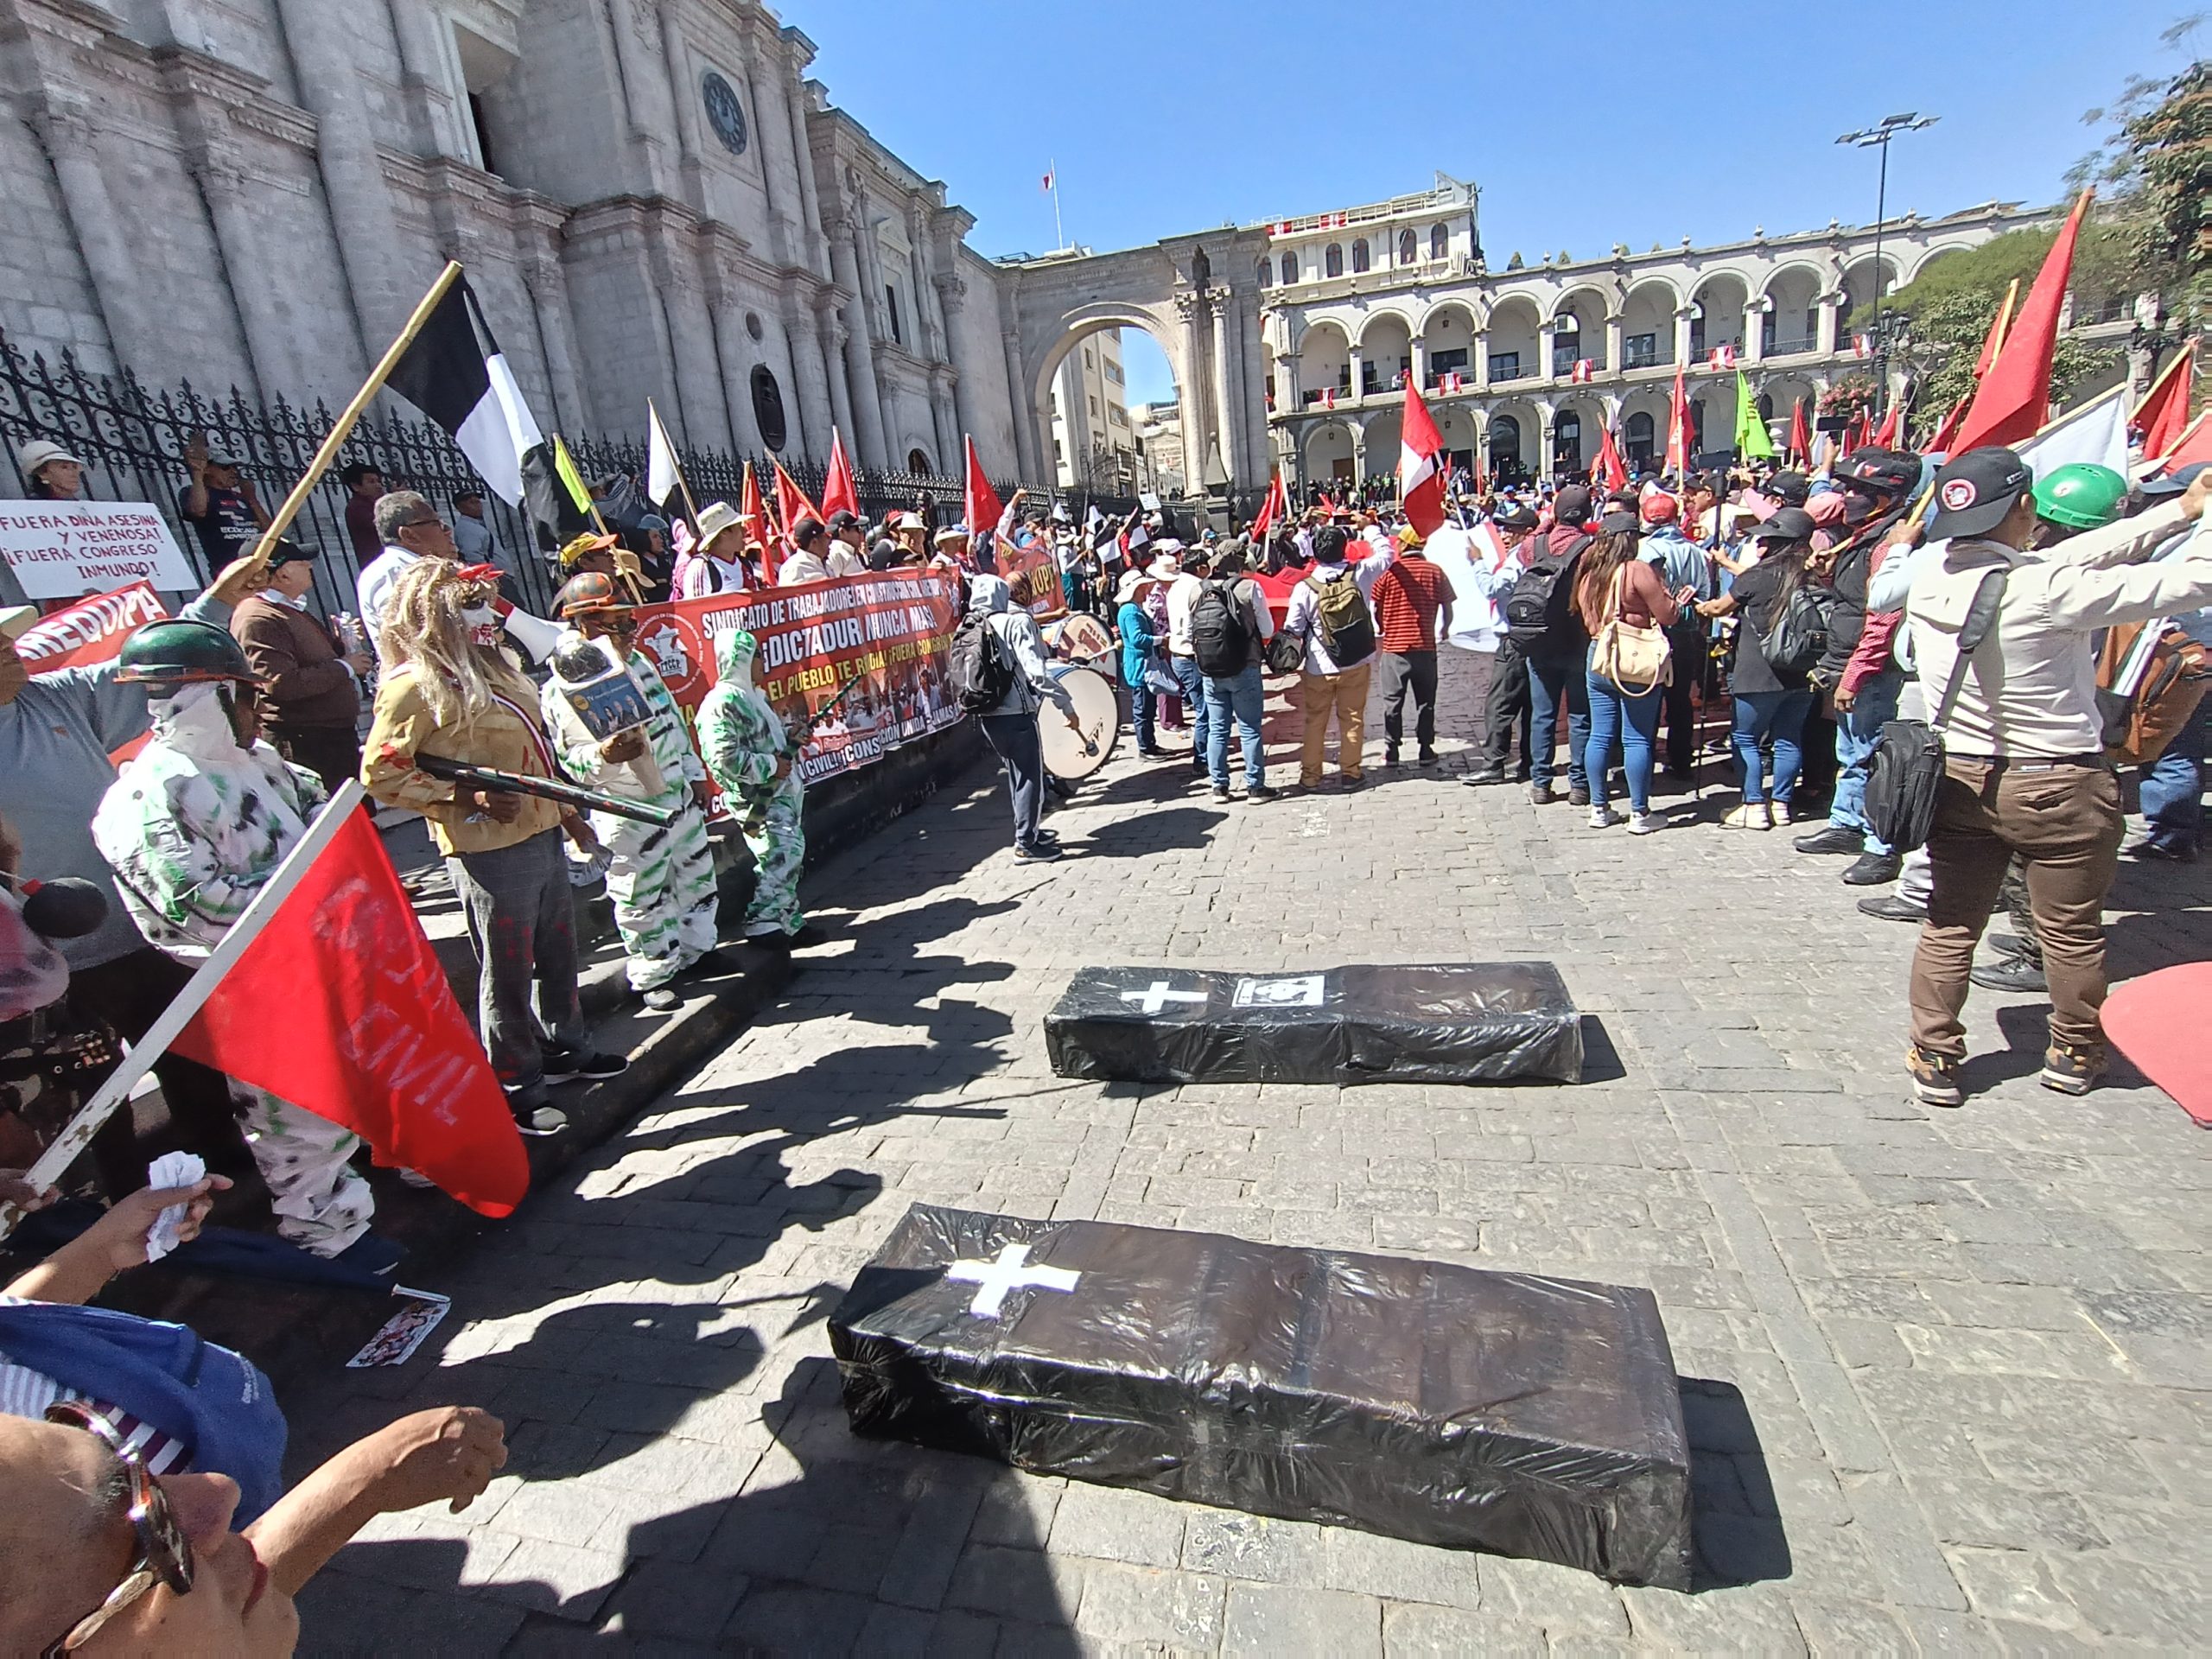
[[1734, 372, 1775, 460]]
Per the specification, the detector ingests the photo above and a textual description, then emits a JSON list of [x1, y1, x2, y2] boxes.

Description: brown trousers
[[1300, 662, 1373, 785], [1909, 759, 2123, 1059]]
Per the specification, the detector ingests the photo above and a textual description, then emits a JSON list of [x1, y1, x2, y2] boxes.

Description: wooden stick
[[246, 262, 464, 571]]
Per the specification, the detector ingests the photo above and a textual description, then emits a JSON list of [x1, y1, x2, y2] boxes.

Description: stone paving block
[[721, 1584, 879, 1655], [1219, 1582, 1382, 1657], [943, 1542, 1088, 1626], [1315, 1528, 1480, 1610], [1180, 1510, 1332, 1585], [1074, 1561, 1227, 1649], [1046, 1480, 1188, 1568], [473, 1535, 626, 1622], [1475, 1554, 1630, 1636]]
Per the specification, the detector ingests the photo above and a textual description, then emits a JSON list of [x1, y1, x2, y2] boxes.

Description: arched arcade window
[[1624, 411, 1656, 467], [1554, 411, 1582, 469], [1398, 227, 1418, 264], [1351, 239, 1370, 274], [1255, 257, 1271, 289], [1490, 414, 1522, 474], [1325, 244, 1344, 278], [1281, 251, 1298, 285], [907, 448, 933, 474], [1430, 223, 1448, 261]]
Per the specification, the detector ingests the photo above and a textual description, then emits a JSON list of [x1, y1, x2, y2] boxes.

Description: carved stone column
[[28, 98, 156, 373], [933, 271, 981, 443]]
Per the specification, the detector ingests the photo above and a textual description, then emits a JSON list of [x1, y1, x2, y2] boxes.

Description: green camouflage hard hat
[[2031, 463, 2127, 531], [113, 619, 256, 686]]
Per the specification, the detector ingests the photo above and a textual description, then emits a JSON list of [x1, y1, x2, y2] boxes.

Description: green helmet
[[113, 620, 256, 687], [2031, 463, 2127, 531]]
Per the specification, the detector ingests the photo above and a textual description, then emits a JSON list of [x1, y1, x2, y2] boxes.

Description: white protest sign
[[0, 500, 197, 599]]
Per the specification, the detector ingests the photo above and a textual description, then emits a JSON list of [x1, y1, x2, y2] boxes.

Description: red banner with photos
[[630, 570, 965, 798]]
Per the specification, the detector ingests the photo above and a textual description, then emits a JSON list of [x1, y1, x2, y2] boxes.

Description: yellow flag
[[553, 435, 594, 515]]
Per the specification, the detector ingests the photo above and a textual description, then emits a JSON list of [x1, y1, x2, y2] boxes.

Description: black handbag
[[1864, 567, 2007, 855]]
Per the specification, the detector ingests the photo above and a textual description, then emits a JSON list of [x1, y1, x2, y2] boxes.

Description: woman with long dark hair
[[1575, 515, 1684, 833], [1697, 506, 1826, 829]]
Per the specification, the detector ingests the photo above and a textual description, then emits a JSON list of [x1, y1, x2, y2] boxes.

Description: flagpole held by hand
[[245, 262, 466, 575]]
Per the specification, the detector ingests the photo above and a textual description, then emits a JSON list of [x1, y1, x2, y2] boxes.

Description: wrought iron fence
[[0, 331, 1148, 621]]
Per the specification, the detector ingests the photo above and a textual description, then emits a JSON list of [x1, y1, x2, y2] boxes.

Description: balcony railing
[[1764, 334, 1819, 355], [1622, 342, 1662, 370]]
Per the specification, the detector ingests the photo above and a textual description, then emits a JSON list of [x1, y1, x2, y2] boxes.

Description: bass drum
[[1039, 664, 1122, 781], [1046, 612, 1115, 665]]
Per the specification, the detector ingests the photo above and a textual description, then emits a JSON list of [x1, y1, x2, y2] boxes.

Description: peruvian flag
[[1663, 362, 1692, 478], [1787, 397, 1811, 465], [1251, 473, 1288, 541], [1398, 378, 1447, 537], [1442, 371, 1465, 393], [175, 787, 528, 1217], [821, 429, 861, 522], [1594, 422, 1629, 493], [1706, 345, 1738, 371], [1320, 387, 1337, 410], [1850, 334, 1872, 359], [1954, 191, 2092, 453], [1570, 359, 1595, 384], [2134, 340, 2197, 461], [963, 435, 1004, 551]]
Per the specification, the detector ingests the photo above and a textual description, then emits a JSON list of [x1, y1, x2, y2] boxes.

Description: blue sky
[[798, 0, 2191, 402]]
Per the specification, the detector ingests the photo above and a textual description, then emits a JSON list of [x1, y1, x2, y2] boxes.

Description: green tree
[[2074, 14, 2210, 327]]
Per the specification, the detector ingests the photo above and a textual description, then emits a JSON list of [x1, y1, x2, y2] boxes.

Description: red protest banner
[[15, 581, 168, 672], [997, 537, 1068, 622], [632, 569, 965, 801]]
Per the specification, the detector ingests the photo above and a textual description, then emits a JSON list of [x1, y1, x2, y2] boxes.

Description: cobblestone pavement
[[288, 649, 2210, 1653]]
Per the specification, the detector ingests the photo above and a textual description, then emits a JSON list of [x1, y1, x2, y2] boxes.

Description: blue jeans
[[1171, 655, 1210, 766], [1204, 662, 1266, 789], [1527, 654, 1589, 791], [2139, 700, 2209, 853], [1829, 671, 1901, 849], [1732, 690, 1814, 804], [1127, 674, 1157, 752], [1584, 659, 1662, 812]]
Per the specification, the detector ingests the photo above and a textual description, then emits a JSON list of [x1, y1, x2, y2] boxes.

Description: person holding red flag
[[90, 620, 386, 1269]]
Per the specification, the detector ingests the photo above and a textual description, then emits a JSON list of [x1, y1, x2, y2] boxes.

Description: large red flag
[[1251, 473, 1286, 541], [2134, 340, 2197, 461], [1398, 379, 1447, 536], [739, 461, 773, 583], [1973, 278, 2019, 381], [1594, 422, 1629, 493], [1787, 397, 1811, 466], [1953, 191, 2092, 453], [963, 436, 1004, 543], [2156, 411, 2212, 474], [174, 798, 528, 1217], [1663, 363, 1692, 478], [822, 429, 861, 522], [1925, 393, 1974, 455], [1869, 404, 1900, 449], [773, 461, 823, 536]]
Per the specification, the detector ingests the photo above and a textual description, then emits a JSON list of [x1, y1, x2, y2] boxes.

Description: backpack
[[1865, 568, 2006, 856], [1758, 582, 1834, 680], [1191, 577, 1253, 676], [2096, 620, 2212, 764], [950, 613, 1018, 713], [1504, 534, 1587, 648], [1304, 570, 1376, 665]]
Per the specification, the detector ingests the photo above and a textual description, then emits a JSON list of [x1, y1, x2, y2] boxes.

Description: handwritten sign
[[0, 501, 196, 600]]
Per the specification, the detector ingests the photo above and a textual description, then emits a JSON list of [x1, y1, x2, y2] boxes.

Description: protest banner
[[998, 537, 1069, 622], [16, 580, 172, 760], [631, 569, 964, 804], [0, 502, 197, 599]]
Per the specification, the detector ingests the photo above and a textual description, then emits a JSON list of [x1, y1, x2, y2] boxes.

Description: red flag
[[822, 429, 861, 521], [1843, 415, 1866, 454], [1953, 191, 2092, 453], [1787, 397, 1811, 466], [1319, 492, 1340, 516], [1973, 278, 2020, 381], [174, 800, 528, 1217], [1663, 363, 1692, 478], [963, 436, 1004, 545], [2134, 340, 2197, 461], [1594, 422, 1629, 493], [1251, 473, 1287, 541], [1925, 393, 1973, 455], [2156, 410, 2212, 474], [737, 461, 772, 583], [1869, 404, 1900, 448], [773, 462, 822, 537], [1397, 378, 1447, 536]]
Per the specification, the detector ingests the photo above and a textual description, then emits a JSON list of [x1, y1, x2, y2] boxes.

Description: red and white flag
[[1442, 371, 1465, 393], [1706, 345, 1737, 371], [1850, 334, 1872, 359], [821, 429, 860, 522], [1040, 168, 1054, 193], [1398, 378, 1447, 537], [1320, 387, 1337, 410], [175, 790, 529, 1217], [1570, 359, 1595, 384]]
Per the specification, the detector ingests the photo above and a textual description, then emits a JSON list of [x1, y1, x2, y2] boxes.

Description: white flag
[[2016, 385, 2128, 482], [645, 400, 682, 509]]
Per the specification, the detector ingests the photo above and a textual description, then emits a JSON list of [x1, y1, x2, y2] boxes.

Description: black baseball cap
[[1750, 506, 1817, 543], [1838, 447, 1922, 499], [1928, 447, 2033, 542], [1553, 485, 1592, 524], [2139, 461, 2209, 500], [1764, 470, 1810, 506], [826, 509, 861, 534], [264, 538, 316, 568]]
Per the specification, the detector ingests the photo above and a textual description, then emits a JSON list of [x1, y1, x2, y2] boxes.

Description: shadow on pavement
[[1678, 1376, 1793, 1592]]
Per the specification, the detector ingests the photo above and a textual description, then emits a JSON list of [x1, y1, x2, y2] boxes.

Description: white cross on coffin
[[1119, 979, 1208, 1016], [945, 1242, 1081, 1319]]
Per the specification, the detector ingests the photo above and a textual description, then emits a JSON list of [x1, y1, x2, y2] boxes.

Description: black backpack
[[1758, 583, 1834, 680], [1865, 568, 2007, 855], [950, 613, 1018, 713], [1191, 577, 1253, 676], [1504, 534, 1586, 648]]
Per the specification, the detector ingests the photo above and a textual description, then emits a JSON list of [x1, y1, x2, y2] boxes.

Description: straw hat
[[1114, 569, 1156, 606], [694, 500, 745, 550]]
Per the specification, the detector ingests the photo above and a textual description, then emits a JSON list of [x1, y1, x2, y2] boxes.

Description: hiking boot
[[2040, 1043, 2107, 1096], [540, 1046, 627, 1084], [1859, 893, 1928, 922], [1721, 803, 1772, 830], [1906, 1046, 1964, 1108], [1842, 850, 1904, 886], [1567, 786, 1592, 806], [1794, 823, 1864, 855], [1971, 957, 2048, 994], [1462, 765, 1506, 787], [1529, 783, 1559, 804]]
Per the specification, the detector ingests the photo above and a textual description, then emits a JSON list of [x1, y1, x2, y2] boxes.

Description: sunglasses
[[40, 1402, 196, 1656]]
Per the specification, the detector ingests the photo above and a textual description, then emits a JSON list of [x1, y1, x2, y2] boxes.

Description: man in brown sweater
[[229, 542, 372, 793]]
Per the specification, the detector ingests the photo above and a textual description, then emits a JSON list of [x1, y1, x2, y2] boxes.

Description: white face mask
[[461, 605, 502, 648]]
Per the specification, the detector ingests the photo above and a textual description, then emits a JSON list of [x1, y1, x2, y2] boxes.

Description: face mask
[[461, 605, 502, 647]]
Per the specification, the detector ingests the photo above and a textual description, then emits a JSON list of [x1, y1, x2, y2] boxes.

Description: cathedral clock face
[[702, 71, 747, 156]]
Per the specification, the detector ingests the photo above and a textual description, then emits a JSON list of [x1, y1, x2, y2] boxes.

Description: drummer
[[966, 574, 1075, 862]]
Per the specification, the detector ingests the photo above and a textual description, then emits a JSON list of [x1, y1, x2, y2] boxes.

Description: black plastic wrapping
[[1043, 963, 1583, 1086], [830, 1205, 1693, 1589]]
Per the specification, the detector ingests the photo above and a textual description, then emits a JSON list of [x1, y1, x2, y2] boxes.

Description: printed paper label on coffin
[[1042, 963, 1584, 1084], [830, 1204, 1694, 1590]]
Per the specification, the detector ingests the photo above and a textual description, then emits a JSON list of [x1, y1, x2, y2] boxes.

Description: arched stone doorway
[[1027, 307, 1184, 499]]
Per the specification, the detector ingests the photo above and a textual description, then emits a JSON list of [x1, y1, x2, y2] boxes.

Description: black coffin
[[829, 1205, 1693, 1590], [1042, 963, 1582, 1085]]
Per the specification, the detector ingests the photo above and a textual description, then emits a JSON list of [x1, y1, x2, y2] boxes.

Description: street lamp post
[[1837, 112, 1938, 424]]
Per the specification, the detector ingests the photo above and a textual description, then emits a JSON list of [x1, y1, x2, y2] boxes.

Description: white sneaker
[[1588, 805, 1624, 829], [1722, 803, 1773, 830], [1627, 810, 1665, 836]]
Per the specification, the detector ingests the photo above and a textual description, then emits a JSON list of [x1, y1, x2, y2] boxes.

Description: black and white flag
[[385, 276, 545, 507]]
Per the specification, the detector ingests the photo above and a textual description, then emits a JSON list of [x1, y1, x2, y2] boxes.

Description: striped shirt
[[1371, 556, 1457, 654], [0, 1300, 189, 1474]]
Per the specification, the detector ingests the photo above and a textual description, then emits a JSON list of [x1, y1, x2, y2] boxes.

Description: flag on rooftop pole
[[383, 274, 546, 508], [822, 429, 861, 522], [1733, 371, 1775, 461], [2133, 339, 2197, 461], [1952, 191, 2093, 454], [1397, 379, 1447, 537]]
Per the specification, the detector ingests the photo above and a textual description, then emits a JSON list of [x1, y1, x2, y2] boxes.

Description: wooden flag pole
[[0, 782, 370, 1240], [246, 262, 465, 572]]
